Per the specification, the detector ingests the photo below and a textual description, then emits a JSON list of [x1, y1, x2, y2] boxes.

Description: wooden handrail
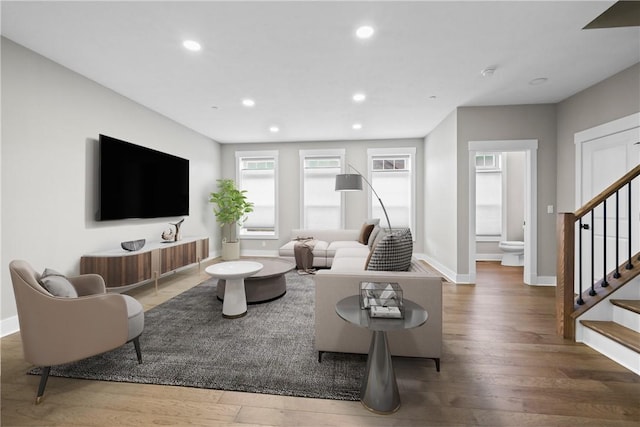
[[575, 164, 640, 219], [557, 163, 640, 339]]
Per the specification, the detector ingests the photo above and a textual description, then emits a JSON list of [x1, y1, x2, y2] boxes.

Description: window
[[476, 152, 504, 240], [300, 149, 344, 229], [368, 148, 416, 233], [236, 151, 278, 238]]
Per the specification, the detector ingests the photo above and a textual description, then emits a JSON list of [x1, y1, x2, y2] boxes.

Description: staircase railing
[[556, 164, 640, 339]]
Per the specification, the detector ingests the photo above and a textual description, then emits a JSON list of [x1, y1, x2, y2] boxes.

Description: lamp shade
[[335, 174, 363, 191]]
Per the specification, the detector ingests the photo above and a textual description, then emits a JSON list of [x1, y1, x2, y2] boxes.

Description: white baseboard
[[476, 253, 502, 261], [241, 249, 280, 257], [1, 315, 19, 338], [413, 253, 464, 283], [530, 275, 557, 286]]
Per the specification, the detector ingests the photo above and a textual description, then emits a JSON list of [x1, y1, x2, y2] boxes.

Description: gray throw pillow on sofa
[[39, 268, 78, 298], [367, 228, 413, 272]]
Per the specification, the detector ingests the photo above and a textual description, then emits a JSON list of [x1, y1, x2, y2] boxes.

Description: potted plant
[[209, 179, 254, 260]]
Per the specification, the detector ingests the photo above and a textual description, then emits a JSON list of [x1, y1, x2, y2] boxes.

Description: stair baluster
[[602, 199, 609, 288], [577, 218, 585, 305], [614, 191, 621, 279], [590, 209, 596, 297], [626, 181, 634, 270]]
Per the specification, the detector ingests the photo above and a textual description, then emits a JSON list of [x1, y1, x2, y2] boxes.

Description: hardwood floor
[[2, 260, 638, 426]]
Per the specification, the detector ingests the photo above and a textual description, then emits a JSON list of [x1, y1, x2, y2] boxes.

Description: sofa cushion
[[358, 223, 375, 244], [330, 254, 369, 272], [326, 241, 367, 258], [39, 268, 78, 298], [367, 228, 413, 272], [334, 247, 370, 258], [122, 295, 144, 340]]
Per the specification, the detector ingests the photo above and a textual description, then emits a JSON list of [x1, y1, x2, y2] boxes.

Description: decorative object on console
[[335, 164, 392, 232], [209, 179, 254, 260], [161, 229, 174, 241], [161, 218, 184, 242], [121, 239, 146, 252], [171, 218, 184, 241]]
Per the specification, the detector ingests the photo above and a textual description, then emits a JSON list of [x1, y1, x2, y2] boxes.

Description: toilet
[[498, 241, 524, 266]]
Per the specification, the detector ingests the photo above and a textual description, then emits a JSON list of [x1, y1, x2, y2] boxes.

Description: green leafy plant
[[209, 179, 254, 243]]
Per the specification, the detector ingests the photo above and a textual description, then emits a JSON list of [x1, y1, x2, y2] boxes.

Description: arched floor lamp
[[335, 164, 392, 233]]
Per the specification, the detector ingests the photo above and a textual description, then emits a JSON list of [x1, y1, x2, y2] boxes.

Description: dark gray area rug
[[30, 272, 365, 400]]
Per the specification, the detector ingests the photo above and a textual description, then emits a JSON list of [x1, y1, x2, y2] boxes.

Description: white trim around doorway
[[468, 139, 539, 285]]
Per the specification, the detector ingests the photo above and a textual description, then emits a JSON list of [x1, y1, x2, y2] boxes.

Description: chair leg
[[133, 336, 142, 364], [35, 366, 51, 404]]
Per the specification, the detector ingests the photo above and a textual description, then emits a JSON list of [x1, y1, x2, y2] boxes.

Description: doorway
[[575, 113, 640, 294], [468, 140, 538, 285]]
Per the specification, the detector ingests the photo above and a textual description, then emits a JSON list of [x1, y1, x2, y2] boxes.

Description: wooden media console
[[80, 237, 209, 293]]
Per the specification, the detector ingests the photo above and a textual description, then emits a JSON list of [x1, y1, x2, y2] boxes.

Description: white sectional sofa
[[279, 228, 443, 370], [278, 229, 367, 268]]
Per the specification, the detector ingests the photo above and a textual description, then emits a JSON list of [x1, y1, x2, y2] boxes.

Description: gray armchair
[[9, 260, 144, 403]]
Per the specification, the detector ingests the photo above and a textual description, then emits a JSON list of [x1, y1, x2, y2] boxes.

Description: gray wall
[[1, 38, 221, 328], [457, 105, 558, 277], [423, 62, 639, 281], [219, 138, 425, 254], [556, 63, 640, 213]]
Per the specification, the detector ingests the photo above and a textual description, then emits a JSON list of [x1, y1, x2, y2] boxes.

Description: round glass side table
[[335, 295, 428, 414]]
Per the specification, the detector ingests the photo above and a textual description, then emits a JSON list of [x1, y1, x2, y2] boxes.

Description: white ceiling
[[2, 1, 639, 144]]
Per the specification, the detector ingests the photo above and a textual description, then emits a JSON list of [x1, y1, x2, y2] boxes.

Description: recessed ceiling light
[[269, 126, 280, 133], [356, 25, 375, 39], [529, 77, 549, 86], [242, 98, 255, 107], [352, 93, 366, 102], [481, 67, 496, 77], [352, 123, 363, 130], [183, 40, 201, 52]]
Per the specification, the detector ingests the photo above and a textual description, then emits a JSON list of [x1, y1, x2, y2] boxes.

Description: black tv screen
[[98, 134, 189, 221]]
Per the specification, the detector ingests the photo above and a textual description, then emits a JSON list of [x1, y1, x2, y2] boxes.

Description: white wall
[[1, 38, 221, 333], [556, 62, 640, 213], [219, 138, 425, 254], [423, 110, 458, 274]]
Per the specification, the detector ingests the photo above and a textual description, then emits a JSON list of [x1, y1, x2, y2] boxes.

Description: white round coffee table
[[216, 257, 295, 303], [205, 261, 263, 318]]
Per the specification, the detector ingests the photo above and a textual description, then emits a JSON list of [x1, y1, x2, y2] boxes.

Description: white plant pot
[[222, 241, 240, 261]]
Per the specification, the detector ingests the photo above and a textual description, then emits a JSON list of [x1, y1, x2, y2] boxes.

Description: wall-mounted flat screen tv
[[98, 134, 189, 221]]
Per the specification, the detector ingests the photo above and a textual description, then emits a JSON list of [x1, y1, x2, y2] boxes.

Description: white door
[[579, 126, 640, 293]]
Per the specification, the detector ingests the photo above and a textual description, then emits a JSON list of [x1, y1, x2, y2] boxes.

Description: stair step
[[611, 299, 640, 315], [580, 320, 640, 353]]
